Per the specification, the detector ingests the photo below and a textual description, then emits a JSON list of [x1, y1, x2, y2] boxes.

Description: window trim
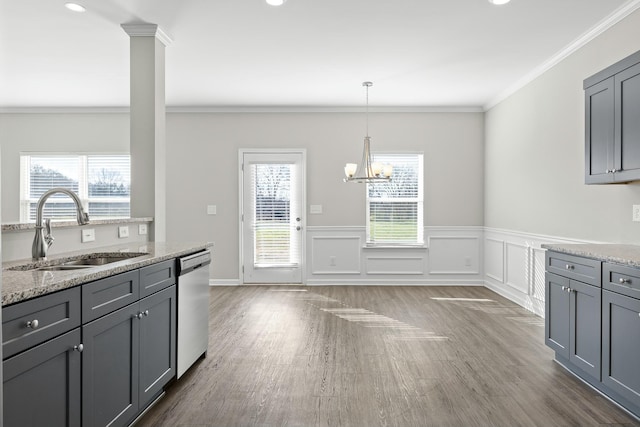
[[365, 152, 424, 247], [20, 152, 131, 223]]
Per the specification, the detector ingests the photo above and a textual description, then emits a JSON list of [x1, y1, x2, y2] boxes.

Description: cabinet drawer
[[2, 287, 81, 359], [140, 259, 176, 298], [546, 251, 601, 286], [82, 270, 139, 322], [603, 263, 640, 300]]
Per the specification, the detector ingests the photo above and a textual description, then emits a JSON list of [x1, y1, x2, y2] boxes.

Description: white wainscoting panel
[[306, 226, 483, 285], [428, 236, 480, 274], [505, 242, 529, 294], [531, 248, 546, 303], [485, 238, 505, 283], [311, 235, 361, 275], [483, 228, 596, 317], [365, 256, 424, 275]]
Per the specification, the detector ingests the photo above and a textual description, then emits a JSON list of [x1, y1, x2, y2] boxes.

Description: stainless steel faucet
[[32, 188, 90, 260]]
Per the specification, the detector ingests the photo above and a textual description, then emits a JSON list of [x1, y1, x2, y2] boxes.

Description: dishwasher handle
[[179, 250, 211, 276]]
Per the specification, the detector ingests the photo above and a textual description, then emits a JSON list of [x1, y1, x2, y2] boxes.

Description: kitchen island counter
[[1, 241, 213, 306]]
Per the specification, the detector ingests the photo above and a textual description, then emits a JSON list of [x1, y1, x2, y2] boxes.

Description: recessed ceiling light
[[488, 0, 511, 4], [266, 0, 286, 6], [65, 3, 86, 12]]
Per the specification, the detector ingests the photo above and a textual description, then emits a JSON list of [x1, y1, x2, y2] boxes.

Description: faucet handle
[[44, 219, 54, 247]]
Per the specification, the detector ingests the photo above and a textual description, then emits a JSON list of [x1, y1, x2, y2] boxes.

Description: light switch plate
[[118, 226, 129, 238], [207, 205, 217, 215], [81, 228, 95, 243], [310, 204, 323, 214], [138, 224, 148, 235], [634, 205, 640, 222]]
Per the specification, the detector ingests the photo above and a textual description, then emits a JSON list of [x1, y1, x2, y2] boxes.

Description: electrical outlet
[[81, 228, 95, 243], [138, 224, 148, 235], [207, 205, 217, 215], [464, 257, 472, 267], [118, 226, 129, 238], [633, 205, 640, 222], [329, 256, 336, 266]]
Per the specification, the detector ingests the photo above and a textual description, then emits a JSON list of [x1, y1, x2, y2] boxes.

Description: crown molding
[[166, 106, 484, 113], [121, 23, 173, 46], [0, 106, 483, 114], [484, 0, 640, 111]]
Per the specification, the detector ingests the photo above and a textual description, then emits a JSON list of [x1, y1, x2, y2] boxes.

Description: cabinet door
[[602, 290, 640, 407], [615, 62, 640, 182], [569, 280, 601, 380], [139, 285, 176, 409], [545, 273, 570, 358], [3, 328, 81, 427], [585, 77, 615, 184], [82, 303, 140, 427]]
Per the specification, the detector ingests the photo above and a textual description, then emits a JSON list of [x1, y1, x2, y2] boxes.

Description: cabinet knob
[[565, 264, 574, 270], [26, 319, 39, 329], [143, 310, 149, 317], [73, 344, 84, 353], [134, 312, 143, 319], [619, 278, 631, 284]]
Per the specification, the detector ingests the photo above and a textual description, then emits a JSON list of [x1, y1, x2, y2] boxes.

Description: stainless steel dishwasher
[[177, 250, 211, 378]]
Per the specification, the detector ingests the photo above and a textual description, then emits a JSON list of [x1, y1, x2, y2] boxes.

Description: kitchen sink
[[6, 252, 150, 272]]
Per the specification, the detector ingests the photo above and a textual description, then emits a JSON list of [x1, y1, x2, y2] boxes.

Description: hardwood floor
[[138, 286, 640, 427]]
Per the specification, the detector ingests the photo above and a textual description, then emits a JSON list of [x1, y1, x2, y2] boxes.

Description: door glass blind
[[251, 163, 300, 267], [367, 154, 424, 244]]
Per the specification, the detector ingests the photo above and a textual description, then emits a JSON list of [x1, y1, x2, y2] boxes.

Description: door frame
[[238, 148, 307, 284]]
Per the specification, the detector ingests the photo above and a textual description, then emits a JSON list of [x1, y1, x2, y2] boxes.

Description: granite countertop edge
[[541, 243, 640, 268], [2, 217, 154, 232], [2, 241, 213, 306]]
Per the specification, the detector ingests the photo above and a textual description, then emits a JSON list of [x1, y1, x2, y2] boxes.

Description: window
[[20, 154, 131, 222], [366, 153, 424, 245]]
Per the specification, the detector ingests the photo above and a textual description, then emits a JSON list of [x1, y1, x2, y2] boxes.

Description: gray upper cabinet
[[584, 50, 640, 184]]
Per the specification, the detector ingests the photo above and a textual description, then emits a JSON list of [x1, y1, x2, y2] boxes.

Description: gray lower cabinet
[[3, 328, 81, 427], [82, 285, 176, 427], [3, 258, 179, 427], [545, 272, 601, 380], [82, 303, 140, 427], [546, 251, 640, 417], [139, 286, 176, 409]]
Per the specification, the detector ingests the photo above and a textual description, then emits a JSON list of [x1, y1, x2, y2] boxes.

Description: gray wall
[[165, 112, 484, 279], [485, 9, 640, 244], [0, 113, 130, 222], [0, 111, 485, 278]]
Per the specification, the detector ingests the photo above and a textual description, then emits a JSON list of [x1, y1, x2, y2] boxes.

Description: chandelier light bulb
[[65, 3, 86, 12], [266, 0, 286, 6], [488, 0, 511, 5]]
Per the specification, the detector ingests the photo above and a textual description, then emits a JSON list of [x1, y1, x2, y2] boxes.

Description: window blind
[[250, 163, 300, 267], [367, 153, 424, 245], [21, 154, 130, 222]]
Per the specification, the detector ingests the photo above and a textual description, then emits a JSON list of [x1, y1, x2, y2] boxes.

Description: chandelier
[[344, 82, 392, 183]]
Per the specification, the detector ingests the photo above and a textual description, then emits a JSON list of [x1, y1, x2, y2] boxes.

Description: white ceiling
[[0, 0, 636, 109]]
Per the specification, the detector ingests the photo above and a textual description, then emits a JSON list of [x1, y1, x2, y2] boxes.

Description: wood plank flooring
[[138, 286, 640, 427]]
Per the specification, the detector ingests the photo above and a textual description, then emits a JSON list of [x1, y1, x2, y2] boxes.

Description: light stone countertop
[[541, 243, 640, 267], [1, 241, 213, 306], [1, 217, 153, 232]]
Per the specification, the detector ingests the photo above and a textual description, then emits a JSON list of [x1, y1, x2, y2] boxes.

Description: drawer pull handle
[[73, 344, 84, 353], [565, 264, 574, 270], [619, 278, 631, 284], [26, 319, 39, 329]]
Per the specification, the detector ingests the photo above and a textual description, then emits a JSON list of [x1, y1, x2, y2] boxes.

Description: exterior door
[[241, 151, 305, 284]]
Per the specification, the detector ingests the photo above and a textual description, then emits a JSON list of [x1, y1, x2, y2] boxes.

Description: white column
[[121, 24, 172, 242]]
